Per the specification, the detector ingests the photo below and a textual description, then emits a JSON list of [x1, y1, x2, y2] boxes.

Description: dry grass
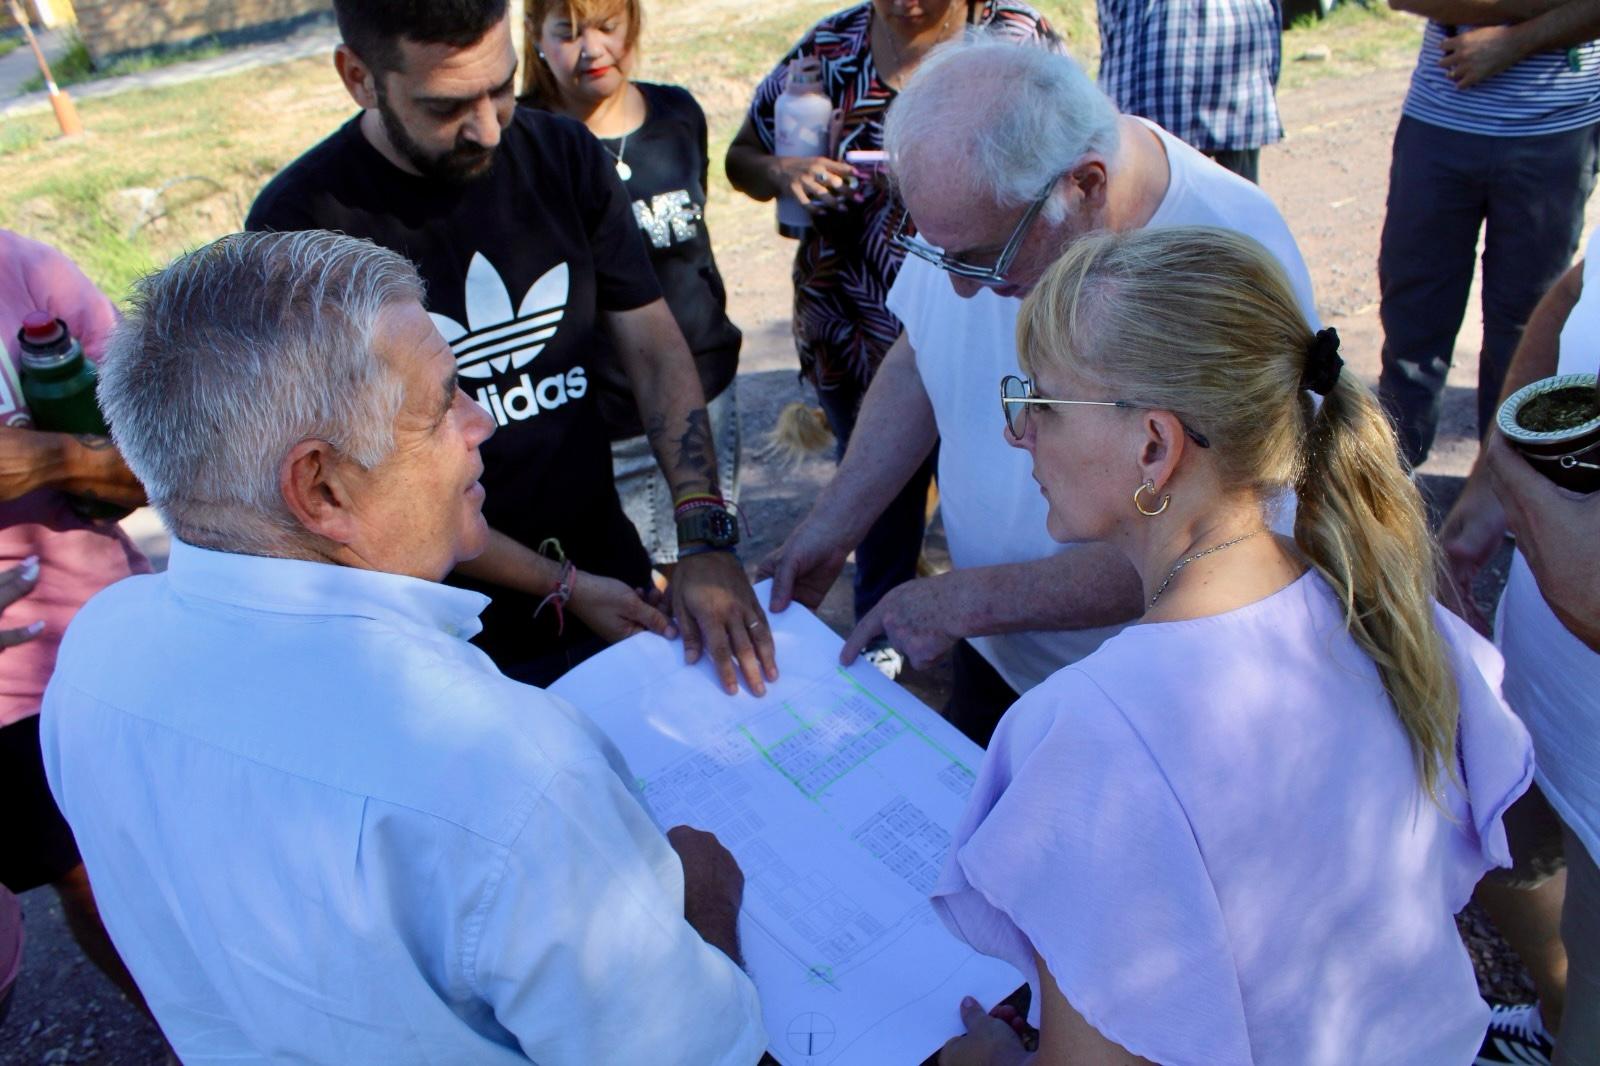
[[1280, 3, 1421, 91]]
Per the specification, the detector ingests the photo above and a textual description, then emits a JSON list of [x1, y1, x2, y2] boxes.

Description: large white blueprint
[[550, 585, 1024, 1065]]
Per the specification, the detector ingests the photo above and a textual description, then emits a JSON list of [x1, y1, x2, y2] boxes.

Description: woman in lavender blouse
[[933, 227, 1535, 1065]]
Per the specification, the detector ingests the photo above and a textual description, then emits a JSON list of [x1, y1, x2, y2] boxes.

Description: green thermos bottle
[[16, 311, 125, 520], [17, 311, 108, 436]]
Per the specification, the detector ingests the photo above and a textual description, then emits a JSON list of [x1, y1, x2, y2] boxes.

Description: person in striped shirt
[[1378, 1, 1600, 469], [1385, 5, 1600, 1064]]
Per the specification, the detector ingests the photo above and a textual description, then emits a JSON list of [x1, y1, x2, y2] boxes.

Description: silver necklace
[[1148, 529, 1266, 609], [600, 132, 631, 182]]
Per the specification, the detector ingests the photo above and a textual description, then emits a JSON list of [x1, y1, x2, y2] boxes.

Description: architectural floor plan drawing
[[550, 584, 1022, 1066]]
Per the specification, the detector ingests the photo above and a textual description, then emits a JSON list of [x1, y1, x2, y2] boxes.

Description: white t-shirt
[[41, 541, 766, 1065], [887, 119, 1318, 694], [1495, 229, 1600, 864]]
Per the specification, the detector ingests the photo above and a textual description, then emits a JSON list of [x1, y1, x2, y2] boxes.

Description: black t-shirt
[[526, 83, 742, 441], [246, 109, 660, 667]]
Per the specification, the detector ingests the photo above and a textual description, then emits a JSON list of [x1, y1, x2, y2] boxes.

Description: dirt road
[[5, 47, 1584, 1066]]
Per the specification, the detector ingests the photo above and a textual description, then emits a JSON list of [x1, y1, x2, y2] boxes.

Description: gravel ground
[[5, 37, 1587, 1066]]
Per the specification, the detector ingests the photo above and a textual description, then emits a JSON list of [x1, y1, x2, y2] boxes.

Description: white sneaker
[[861, 639, 904, 681], [1476, 1002, 1554, 1066]]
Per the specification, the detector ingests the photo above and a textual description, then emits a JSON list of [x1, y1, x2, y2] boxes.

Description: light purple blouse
[[933, 571, 1533, 1065]]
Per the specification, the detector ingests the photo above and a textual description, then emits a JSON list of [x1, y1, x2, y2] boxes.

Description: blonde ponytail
[[1018, 225, 1459, 800], [1294, 369, 1459, 801]]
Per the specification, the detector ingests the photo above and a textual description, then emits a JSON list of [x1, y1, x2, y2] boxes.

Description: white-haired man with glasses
[[761, 38, 1318, 743], [37, 231, 765, 1064]]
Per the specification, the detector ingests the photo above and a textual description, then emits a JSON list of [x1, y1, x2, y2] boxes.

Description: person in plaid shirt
[[1095, 0, 1284, 183]]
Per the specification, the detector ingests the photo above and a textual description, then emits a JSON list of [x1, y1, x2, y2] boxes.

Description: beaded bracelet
[[673, 492, 725, 518]]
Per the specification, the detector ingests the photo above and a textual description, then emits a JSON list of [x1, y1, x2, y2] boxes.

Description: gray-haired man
[[760, 39, 1318, 742], [39, 231, 765, 1064]]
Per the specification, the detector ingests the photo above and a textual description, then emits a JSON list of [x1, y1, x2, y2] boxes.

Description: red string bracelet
[[673, 494, 752, 537], [533, 560, 577, 636], [673, 492, 723, 516]]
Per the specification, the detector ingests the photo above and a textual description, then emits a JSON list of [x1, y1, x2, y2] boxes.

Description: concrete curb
[[0, 27, 338, 119]]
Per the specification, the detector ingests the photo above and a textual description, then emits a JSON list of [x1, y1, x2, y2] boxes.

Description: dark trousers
[[944, 640, 1020, 748], [0, 712, 81, 893], [1377, 115, 1600, 466], [816, 379, 938, 622], [1204, 147, 1261, 185]]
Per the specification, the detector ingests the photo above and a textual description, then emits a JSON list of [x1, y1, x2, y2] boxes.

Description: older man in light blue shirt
[[38, 231, 765, 1064]]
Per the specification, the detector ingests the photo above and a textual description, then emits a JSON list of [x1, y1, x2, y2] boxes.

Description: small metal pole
[[6, 0, 83, 136]]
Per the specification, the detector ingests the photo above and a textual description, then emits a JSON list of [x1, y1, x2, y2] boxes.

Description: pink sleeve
[[931, 673, 1255, 1065], [0, 230, 119, 360]]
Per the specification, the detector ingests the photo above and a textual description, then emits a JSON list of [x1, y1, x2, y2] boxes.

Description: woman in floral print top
[[727, 0, 1061, 624]]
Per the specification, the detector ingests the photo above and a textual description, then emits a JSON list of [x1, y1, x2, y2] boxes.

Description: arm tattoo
[[73, 434, 115, 451], [673, 407, 716, 485], [644, 408, 717, 495], [644, 413, 667, 451]]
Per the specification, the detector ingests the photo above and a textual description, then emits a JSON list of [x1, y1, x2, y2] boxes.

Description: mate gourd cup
[[1497, 372, 1600, 493]]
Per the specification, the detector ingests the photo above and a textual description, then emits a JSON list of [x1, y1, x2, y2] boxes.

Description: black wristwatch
[[676, 505, 740, 550]]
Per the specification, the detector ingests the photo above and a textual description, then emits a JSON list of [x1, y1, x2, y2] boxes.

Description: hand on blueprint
[[841, 572, 965, 670], [667, 825, 746, 965], [938, 997, 1031, 1066], [758, 514, 851, 613], [569, 571, 676, 643], [671, 548, 779, 697]]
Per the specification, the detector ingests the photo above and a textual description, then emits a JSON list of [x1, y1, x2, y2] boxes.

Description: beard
[[375, 93, 497, 184]]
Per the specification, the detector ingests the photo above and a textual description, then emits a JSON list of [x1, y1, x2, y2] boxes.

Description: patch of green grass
[[0, 34, 22, 60], [0, 117, 46, 157], [21, 32, 226, 93], [14, 166, 166, 293], [2, 53, 350, 296], [1034, 0, 1098, 57], [1281, 2, 1423, 89]]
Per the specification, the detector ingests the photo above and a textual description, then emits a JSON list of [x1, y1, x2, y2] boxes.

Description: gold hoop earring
[[1134, 479, 1170, 517]]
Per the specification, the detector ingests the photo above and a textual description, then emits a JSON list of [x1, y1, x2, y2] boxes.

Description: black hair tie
[[1302, 327, 1344, 396]]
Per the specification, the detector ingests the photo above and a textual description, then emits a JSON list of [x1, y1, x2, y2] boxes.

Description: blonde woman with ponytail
[[932, 227, 1535, 1066]]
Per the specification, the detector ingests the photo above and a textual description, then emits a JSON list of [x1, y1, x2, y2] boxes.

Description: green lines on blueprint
[[738, 722, 822, 807], [834, 668, 974, 775], [781, 699, 812, 731], [739, 671, 974, 801]]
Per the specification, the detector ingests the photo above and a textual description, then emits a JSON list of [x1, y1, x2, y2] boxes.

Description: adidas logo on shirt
[[430, 254, 584, 426]]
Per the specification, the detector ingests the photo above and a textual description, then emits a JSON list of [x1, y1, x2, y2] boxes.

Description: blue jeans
[[1377, 115, 1600, 466], [815, 380, 938, 623]]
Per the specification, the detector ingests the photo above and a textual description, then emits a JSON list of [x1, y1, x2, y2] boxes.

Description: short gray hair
[[100, 230, 422, 554], [884, 36, 1121, 221]]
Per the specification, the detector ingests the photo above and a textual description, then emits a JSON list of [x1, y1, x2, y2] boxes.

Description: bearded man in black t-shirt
[[247, 0, 776, 695]]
